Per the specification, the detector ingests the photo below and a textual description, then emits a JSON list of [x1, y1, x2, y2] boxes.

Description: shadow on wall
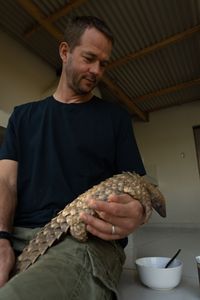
[[0, 126, 5, 146]]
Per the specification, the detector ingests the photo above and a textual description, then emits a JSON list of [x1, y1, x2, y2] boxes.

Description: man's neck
[[53, 91, 93, 104], [53, 77, 93, 104]]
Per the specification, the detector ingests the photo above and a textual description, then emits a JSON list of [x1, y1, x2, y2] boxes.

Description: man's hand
[[80, 193, 145, 240], [0, 240, 15, 287]]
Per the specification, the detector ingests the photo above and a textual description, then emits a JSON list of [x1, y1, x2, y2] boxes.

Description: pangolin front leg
[[14, 172, 166, 274]]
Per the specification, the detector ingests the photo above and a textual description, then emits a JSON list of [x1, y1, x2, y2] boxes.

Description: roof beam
[[102, 76, 148, 121], [24, 0, 88, 38], [17, 0, 63, 41], [133, 78, 200, 103], [107, 24, 200, 70]]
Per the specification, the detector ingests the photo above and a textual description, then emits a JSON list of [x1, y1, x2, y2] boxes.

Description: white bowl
[[135, 257, 183, 290]]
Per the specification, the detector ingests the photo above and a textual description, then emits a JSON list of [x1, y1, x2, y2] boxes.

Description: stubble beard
[[66, 58, 98, 95], [70, 72, 98, 95]]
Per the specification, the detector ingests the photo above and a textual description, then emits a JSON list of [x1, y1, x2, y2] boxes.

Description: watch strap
[[0, 231, 13, 246]]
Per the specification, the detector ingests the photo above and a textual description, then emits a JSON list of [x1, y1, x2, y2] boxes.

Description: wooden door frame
[[193, 125, 200, 175]]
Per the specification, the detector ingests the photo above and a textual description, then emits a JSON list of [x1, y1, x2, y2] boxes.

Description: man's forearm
[[0, 160, 18, 286], [0, 179, 17, 232]]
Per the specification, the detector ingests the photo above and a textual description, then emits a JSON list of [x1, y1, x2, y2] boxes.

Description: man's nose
[[90, 62, 101, 75]]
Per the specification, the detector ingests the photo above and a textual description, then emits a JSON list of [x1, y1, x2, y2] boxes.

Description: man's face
[[64, 28, 112, 95]]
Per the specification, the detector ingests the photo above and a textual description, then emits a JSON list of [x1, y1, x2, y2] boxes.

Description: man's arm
[[0, 159, 17, 230], [0, 159, 18, 287]]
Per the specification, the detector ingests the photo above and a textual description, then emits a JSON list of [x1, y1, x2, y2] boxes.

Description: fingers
[[0, 243, 15, 287], [0, 273, 9, 288], [80, 213, 122, 240], [87, 194, 144, 220], [80, 194, 145, 240], [107, 193, 133, 204]]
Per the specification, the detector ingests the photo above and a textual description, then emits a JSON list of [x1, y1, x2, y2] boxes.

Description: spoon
[[165, 249, 181, 268]]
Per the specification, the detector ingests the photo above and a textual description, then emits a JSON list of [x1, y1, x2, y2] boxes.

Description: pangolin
[[14, 172, 166, 274]]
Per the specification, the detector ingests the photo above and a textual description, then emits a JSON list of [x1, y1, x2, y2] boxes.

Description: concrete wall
[[124, 101, 200, 269], [134, 101, 200, 227], [0, 29, 57, 116]]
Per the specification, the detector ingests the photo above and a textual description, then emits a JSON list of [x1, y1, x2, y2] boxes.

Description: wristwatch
[[0, 231, 13, 246]]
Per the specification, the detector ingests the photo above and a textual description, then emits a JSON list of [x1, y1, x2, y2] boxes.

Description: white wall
[[134, 101, 200, 227], [0, 29, 57, 117], [0, 110, 9, 127]]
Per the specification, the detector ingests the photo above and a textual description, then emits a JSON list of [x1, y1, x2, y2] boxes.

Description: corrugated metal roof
[[0, 0, 200, 120], [108, 32, 200, 97], [137, 84, 200, 112]]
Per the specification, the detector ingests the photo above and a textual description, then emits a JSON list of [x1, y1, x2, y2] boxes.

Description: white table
[[118, 269, 200, 300]]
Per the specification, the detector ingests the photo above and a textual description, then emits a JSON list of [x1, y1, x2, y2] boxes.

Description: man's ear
[[59, 42, 69, 63]]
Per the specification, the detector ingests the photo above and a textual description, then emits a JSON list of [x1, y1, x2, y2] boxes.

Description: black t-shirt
[[0, 96, 145, 246]]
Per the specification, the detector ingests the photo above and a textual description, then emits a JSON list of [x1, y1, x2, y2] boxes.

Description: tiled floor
[[118, 226, 200, 299]]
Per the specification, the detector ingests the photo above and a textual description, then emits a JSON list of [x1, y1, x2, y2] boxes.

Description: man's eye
[[84, 56, 92, 62], [100, 62, 109, 68]]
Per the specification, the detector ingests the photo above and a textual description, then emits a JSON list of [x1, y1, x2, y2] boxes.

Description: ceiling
[[0, 0, 200, 122]]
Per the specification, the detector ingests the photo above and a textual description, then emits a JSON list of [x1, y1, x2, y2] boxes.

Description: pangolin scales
[[14, 172, 166, 274]]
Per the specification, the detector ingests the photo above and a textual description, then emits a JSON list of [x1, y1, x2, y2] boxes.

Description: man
[[0, 16, 146, 299]]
